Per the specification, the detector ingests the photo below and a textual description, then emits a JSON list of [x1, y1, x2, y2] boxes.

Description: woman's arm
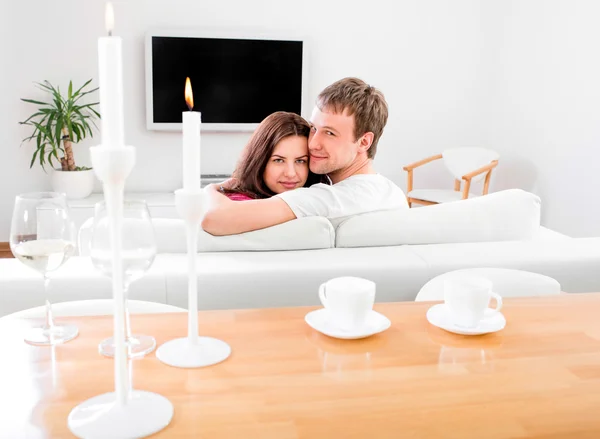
[[201, 184, 296, 236]]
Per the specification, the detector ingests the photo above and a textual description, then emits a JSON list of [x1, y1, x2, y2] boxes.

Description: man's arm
[[201, 184, 297, 236]]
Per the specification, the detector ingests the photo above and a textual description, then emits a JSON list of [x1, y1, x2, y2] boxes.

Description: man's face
[[308, 106, 361, 176]]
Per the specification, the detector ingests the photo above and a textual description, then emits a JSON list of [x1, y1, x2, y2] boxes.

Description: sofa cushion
[[335, 189, 541, 247], [0, 257, 167, 317], [407, 237, 600, 294], [160, 217, 335, 252], [534, 226, 570, 241], [162, 246, 430, 310]]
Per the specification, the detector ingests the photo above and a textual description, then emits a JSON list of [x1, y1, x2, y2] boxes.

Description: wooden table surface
[[3, 293, 600, 439]]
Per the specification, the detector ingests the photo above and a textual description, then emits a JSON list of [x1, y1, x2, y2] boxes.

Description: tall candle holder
[[67, 146, 173, 438], [156, 189, 231, 367]]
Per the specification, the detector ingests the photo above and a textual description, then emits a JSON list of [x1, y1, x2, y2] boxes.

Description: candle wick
[[108, 30, 112, 37], [187, 104, 193, 111]]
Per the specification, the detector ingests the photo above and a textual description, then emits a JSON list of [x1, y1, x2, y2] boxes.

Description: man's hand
[[201, 188, 297, 236]]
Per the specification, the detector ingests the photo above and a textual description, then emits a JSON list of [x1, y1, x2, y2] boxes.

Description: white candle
[[182, 77, 201, 190], [98, 2, 128, 405], [98, 2, 125, 147]]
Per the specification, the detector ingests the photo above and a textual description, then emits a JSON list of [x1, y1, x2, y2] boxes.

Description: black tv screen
[[146, 35, 304, 131]]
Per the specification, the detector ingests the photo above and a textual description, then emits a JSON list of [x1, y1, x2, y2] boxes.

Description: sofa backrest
[[78, 216, 336, 255], [335, 189, 541, 248], [77, 189, 541, 254]]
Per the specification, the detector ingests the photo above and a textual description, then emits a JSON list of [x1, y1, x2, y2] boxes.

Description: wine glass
[[89, 200, 157, 358], [10, 192, 78, 345]]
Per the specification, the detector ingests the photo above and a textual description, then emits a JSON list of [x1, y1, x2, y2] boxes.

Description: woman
[[221, 111, 328, 200]]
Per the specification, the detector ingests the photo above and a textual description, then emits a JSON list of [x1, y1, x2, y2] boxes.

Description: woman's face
[[263, 135, 310, 194]]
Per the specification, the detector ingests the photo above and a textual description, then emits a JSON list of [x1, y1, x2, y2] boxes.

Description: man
[[201, 77, 408, 236]]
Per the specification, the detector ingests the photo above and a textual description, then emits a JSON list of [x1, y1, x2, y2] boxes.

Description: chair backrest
[[442, 148, 499, 183], [415, 268, 561, 301]]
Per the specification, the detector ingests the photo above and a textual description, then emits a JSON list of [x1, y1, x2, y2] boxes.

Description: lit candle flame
[[105, 2, 114, 36], [185, 77, 194, 111]]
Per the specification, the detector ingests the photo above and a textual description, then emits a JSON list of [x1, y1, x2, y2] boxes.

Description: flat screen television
[[145, 30, 307, 132]]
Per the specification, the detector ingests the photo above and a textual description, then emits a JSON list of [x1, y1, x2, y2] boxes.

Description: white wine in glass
[[10, 192, 78, 345]]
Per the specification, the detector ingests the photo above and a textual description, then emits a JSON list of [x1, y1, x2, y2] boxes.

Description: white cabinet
[[67, 175, 230, 233], [67, 175, 230, 235]]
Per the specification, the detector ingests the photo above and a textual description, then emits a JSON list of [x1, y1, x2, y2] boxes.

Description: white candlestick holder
[[68, 146, 173, 438], [156, 189, 231, 368]]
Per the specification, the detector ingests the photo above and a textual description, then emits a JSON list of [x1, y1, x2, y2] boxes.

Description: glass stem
[[124, 280, 132, 340], [43, 275, 55, 331], [128, 359, 134, 394]]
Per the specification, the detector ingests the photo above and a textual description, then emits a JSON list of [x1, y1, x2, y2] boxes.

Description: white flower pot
[[51, 169, 96, 199]]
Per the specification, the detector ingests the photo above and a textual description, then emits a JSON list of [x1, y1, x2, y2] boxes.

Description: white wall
[[0, 0, 485, 241], [2, 0, 597, 241], [484, 0, 600, 237]]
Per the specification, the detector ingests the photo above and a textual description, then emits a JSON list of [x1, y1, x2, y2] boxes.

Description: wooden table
[[3, 293, 600, 438]]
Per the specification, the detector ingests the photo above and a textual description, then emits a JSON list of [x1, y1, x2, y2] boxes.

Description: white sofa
[[1, 189, 599, 317]]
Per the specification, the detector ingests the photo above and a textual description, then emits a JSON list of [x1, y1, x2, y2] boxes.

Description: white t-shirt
[[276, 174, 408, 226]]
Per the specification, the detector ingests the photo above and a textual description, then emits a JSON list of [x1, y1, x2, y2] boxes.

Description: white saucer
[[305, 309, 391, 340], [426, 303, 506, 335]]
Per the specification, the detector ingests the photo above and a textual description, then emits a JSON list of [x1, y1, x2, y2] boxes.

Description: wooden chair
[[403, 147, 499, 207]]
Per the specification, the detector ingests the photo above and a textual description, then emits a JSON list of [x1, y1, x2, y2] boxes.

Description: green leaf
[[21, 98, 49, 106], [47, 149, 55, 168], [89, 107, 101, 119], [19, 111, 45, 125], [80, 119, 92, 137], [89, 118, 99, 133], [35, 83, 54, 95], [71, 123, 81, 142], [73, 87, 99, 103], [53, 94, 62, 113], [72, 108, 86, 126], [20, 134, 37, 144], [67, 119, 74, 142], [37, 81, 55, 93], [45, 113, 55, 141], [39, 143, 46, 168], [31, 121, 50, 137], [37, 112, 50, 125], [68, 81, 72, 99], [77, 102, 100, 110], [72, 79, 93, 98], [55, 120, 63, 148], [30, 148, 39, 168]]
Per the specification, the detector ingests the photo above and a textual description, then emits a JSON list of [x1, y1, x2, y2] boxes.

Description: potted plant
[[19, 79, 101, 199]]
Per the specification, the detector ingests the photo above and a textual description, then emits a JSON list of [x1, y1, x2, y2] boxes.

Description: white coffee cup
[[443, 276, 502, 328], [318, 277, 376, 331]]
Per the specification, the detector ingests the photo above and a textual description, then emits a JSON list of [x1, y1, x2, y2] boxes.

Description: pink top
[[225, 192, 254, 201]]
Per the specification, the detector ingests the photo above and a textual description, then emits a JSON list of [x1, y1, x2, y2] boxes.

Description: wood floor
[[0, 243, 13, 258]]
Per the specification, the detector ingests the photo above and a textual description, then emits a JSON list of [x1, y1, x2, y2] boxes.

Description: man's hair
[[316, 77, 388, 159], [225, 112, 328, 199]]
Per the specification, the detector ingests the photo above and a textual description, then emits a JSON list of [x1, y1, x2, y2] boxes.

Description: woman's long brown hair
[[224, 112, 328, 199]]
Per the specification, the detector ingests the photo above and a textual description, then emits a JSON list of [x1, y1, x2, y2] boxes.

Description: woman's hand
[[204, 183, 221, 192], [217, 177, 238, 190], [203, 183, 230, 206]]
